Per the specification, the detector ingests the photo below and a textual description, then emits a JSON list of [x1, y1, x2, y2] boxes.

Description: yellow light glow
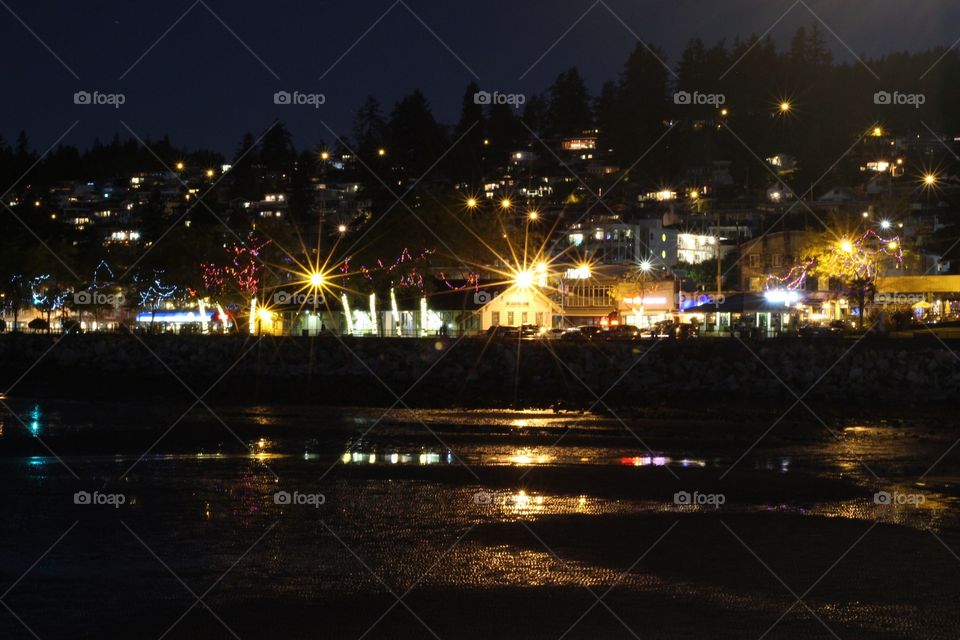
[[377, 148, 386, 157], [465, 197, 478, 209], [500, 198, 512, 209], [887, 241, 899, 250], [320, 151, 330, 161], [528, 210, 539, 220], [720, 108, 729, 117], [337, 224, 347, 233], [839, 240, 854, 253], [779, 101, 792, 113], [689, 190, 699, 199], [309, 272, 325, 288], [872, 126, 883, 137], [514, 270, 535, 288], [175, 162, 184, 171], [205, 168, 215, 178], [924, 173, 938, 186]]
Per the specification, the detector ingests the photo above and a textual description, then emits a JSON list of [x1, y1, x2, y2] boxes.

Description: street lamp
[[779, 101, 792, 114], [923, 173, 938, 187], [839, 239, 854, 253], [465, 197, 478, 210], [377, 148, 387, 157], [307, 271, 326, 335], [500, 198, 512, 210], [527, 210, 539, 221], [514, 270, 535, 289]]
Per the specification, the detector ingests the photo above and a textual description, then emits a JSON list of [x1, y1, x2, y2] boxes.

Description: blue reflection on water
[[29, 404, 41, 437]]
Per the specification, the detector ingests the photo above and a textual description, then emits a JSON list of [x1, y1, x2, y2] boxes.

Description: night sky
[[4, 0, 960, 154]]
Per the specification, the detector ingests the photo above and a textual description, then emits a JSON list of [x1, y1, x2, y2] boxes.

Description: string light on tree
[[765, 229, 904, 291]]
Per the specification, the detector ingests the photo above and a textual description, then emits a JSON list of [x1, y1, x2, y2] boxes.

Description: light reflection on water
[[3, 401, 960, 533], [340, 451, 454, 465]]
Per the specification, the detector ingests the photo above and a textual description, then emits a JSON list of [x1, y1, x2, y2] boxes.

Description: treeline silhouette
[[2, 25, 958, 202]]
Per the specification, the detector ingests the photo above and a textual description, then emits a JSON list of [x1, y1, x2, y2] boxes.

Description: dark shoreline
[[1, 333, 958, 415]]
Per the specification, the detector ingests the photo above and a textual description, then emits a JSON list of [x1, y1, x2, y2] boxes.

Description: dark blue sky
[[4, 0, 959, 155]]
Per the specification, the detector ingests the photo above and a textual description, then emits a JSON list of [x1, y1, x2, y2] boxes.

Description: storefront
[[479, 284, 560, 330], [873, 275, 960, 322], [684, 292, 804, 337], [616, 281, 677, 329]]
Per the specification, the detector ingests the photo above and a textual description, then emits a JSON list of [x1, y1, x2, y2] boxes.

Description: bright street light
[[309, 272, 325, 288], [500, 198, 512, 210], [514, 270, 534, 288]]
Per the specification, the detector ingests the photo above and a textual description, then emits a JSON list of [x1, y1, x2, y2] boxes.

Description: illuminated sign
[[763, 290, 800, 305], [136, 311, 213, 324], [564, 267, 591, 280], [623, 296, 668, 306]]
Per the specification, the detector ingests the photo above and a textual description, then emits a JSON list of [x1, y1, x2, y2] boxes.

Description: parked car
[[560, 328, 587, 342], [603, 324, 641, 341], [538, 327, 567, 340], [650, 320, 679, 338], [519, 324, 542, 340], [486, 325, 520, 339], [576, 325, 604, 340], [60, 318, 82, 334], [798, 320, 846, 338]]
